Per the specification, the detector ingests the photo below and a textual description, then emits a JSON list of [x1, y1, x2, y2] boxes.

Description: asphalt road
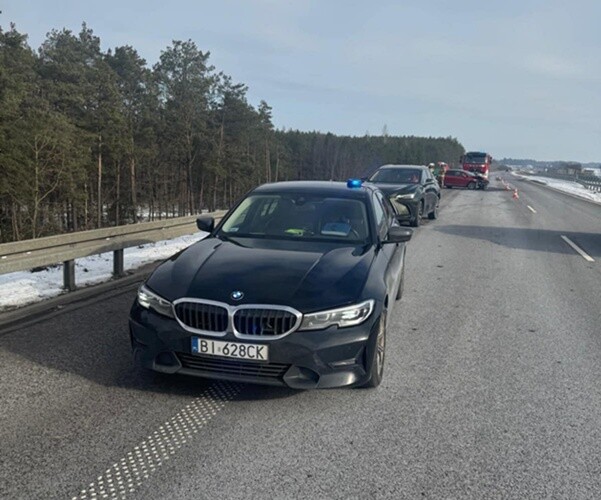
[[1, 177, 600, 499]]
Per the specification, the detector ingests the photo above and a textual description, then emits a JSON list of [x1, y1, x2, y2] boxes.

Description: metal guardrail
[[0, 211, 226, 291], [528, 172, 601, 193]]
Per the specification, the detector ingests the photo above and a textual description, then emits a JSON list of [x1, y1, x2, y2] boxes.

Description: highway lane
[[0, 183, 600, 499], [505, 173, 601, 259]]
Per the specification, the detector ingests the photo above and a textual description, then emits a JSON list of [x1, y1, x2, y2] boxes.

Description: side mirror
[[385, 227, 413, 243], [196, 216, 215, 232]]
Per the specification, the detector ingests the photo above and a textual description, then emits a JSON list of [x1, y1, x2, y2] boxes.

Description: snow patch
[[0, 232, 208, 311], [512, 174, 601, 204]]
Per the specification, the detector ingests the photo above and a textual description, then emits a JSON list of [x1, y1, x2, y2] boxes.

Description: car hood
[[146, 237, 375, 312], [373, 183, 420, 197]]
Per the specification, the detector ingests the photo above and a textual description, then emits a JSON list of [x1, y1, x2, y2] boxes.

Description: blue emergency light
[[347, 179, 363, 188]]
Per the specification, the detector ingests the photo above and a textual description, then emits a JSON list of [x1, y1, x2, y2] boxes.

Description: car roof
[[376, 164, 427, 170], [251, 180, 376, 199]]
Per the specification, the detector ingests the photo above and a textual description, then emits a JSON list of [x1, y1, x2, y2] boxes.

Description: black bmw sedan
[[129, 181, 412, 389]]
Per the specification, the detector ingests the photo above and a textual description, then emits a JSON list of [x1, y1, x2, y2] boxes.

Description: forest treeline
[[0, 23, 465, 242]]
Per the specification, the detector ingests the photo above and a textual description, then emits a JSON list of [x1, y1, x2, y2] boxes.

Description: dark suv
[[367, 165, 441, 227]]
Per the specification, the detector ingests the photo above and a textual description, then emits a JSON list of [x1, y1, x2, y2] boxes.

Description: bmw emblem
[[231, 290, 244, 301]]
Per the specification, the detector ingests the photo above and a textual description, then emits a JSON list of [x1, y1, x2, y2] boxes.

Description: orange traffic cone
[[513, 189, 519, 200]]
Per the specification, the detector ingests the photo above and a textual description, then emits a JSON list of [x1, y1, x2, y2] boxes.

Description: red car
[[443, 169, 489, 190]]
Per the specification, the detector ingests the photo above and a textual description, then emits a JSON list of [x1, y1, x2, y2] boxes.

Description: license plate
[[191, 338, 269, 362]]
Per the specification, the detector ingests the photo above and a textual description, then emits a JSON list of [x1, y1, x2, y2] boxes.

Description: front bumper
[[129, 301, 383, 389], [389, 197, 418, 223]]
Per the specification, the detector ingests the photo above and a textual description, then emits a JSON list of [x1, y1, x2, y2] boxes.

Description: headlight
[[395, 193, 417, 200], [137, 284, 175, 318], [299, 300, 375, 331]]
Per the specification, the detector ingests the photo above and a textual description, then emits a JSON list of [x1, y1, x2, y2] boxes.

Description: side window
[[373, 192, 392, 239], [379, 192, 396, 221], [372, 194, 385, 236]]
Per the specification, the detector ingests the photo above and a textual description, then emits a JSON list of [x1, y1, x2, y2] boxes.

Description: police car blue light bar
[[347, 179, 363, 188]]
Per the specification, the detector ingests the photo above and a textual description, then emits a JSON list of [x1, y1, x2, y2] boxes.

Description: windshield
[[370, 168, 422, 184], [219, 194, 370, 243], [464, 153, 488, 164]]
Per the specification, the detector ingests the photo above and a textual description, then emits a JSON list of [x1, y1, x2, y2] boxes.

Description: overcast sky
[[3, 0, 600, 162]]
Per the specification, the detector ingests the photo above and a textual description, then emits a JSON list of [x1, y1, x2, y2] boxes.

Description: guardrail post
[[113, 249, 124, 278], [63, 260, 76, 291]]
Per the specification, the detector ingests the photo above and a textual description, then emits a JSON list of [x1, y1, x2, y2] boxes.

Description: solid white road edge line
[[560, 235, 595, 262], [527, 205, 537, 213]]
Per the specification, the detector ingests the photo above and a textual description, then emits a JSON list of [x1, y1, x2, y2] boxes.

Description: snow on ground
[[0, 231, 208, 312], [511, 173, 601, 204]]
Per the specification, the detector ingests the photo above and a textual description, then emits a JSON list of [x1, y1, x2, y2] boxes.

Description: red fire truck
[[460, 152, 492, 178]]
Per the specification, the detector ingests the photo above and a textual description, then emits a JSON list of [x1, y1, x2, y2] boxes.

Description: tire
[[467, 182, 477, 190], [361, 308, 387, 388], [409, 201, 423, 227], [428, 202, 438, 220], [395, 262, 405, 301]]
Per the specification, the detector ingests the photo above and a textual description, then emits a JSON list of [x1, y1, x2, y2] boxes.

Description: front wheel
[[409, 201, 423, 227], [428, 203, 438, 220], [361, 309, 387, 388], [467, 182, 477, 190]]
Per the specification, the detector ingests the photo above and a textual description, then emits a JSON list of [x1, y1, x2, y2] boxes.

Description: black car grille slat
[[175, 303, 228, 332], [175, 301, 299, 337], [178, 353, 289, 379], [233, 308, 297, 336]]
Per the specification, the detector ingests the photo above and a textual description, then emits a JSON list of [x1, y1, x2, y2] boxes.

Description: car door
[[445, 171, 457, 187], [374, 191, 403, 303], [452, 170, 464, 187], [459, 172, 470, 187]]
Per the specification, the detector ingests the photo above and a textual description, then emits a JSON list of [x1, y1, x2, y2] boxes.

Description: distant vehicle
[[443, 169, 489, 190], [460, 151, 492, 178], [130, 180, 413, 389], [368, 165, 441, 227]]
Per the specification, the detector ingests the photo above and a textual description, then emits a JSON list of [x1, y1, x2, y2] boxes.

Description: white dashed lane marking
[[527, 205, 537, 213], [560, 235, 595, 262], [71, 382, 241, 500]]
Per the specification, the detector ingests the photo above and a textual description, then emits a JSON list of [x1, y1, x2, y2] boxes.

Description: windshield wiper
[[216, 233, 249, 248]]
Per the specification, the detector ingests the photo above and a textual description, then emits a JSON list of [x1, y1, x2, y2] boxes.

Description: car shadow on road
[[443, 187, 505, 192], [0, 300, 299, 401], [434, 225, 601, 258]]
